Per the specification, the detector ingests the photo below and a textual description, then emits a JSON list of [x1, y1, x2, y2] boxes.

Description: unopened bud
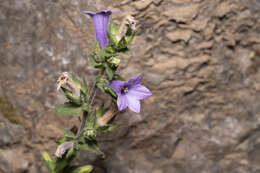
[[55, 141, 73, 158], [108, 57, 120, 67]]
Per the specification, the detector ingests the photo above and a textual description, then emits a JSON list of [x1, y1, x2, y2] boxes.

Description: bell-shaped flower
[[81, 10, 117, 48], [110, 76, 152, 113]]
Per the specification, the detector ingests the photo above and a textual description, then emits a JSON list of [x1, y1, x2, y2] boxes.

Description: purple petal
[[110, 80, 125, 94], [126, 95, 140, 113], [117, 94, 128, 111], [128, 84, 152, 100], [127, 75, 142, 88], [80, 11, 96, 16]]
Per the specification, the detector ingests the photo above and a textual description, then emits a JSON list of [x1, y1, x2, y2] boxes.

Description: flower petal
[[80, 11, 96, 16], [128, 84, 152, 100], [127, 75, 142, 88], [117, 94, 128, 111], [126, 96, 140, 113], [110, 80, 125, 94]]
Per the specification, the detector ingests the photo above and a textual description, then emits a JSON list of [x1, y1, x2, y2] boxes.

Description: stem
[[76, 111, 88, 136]]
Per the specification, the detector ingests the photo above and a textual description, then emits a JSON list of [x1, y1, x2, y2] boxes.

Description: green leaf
[[118, 36, 127, 49], [61, 87, 81, 105], [42, 152, 55, 173], [71, 73, 81, 88], [54, 102, 83, 116], [64, 165, 93, 173], [106, 88, 117, 99], [104, 63, 114, 80], [62, 129, 75, 138], [78, 143, 104, 158], [81, 79, 88, 96]]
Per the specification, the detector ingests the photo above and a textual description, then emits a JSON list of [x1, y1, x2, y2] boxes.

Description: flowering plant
[[42, 9, 151, 173]]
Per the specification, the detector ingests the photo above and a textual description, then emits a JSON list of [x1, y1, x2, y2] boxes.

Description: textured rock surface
[[1, 0, 260, 173]]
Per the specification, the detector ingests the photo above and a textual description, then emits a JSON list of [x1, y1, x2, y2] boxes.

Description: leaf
[[71, 73, 81, 88], [81, 79, 88, 96], [54, 102, 83, 116], [104, 63, 114, 80], [62, 129, 75, 138], [78, 143, 104, 157], [42, 152, 55, 173], [64, 165, 93, 173]]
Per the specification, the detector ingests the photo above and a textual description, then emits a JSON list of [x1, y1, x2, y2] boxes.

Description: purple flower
[[110, 76, 152, 113], [81, 10, 118, 48]]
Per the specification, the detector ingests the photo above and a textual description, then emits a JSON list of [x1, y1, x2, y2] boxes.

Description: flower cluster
[[42, 9, 151, 173]]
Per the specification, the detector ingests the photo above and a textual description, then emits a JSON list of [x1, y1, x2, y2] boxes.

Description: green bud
[[108, 57, 120, 67]]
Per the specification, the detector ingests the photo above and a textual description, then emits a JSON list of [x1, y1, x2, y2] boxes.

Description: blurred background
[[1, 0, 260, 172]]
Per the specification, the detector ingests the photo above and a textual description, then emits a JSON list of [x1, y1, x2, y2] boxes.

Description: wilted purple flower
[[110, 76, 152, 113], [55, 141, 73, 158], [81, 10, 116, 48]]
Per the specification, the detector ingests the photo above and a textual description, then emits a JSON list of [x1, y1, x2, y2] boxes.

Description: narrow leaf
[[65, 165, 93, 173], [54, 102, 83, 116]]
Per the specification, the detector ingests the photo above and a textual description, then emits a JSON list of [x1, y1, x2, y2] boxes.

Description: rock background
[[1, 0, 260, 172]]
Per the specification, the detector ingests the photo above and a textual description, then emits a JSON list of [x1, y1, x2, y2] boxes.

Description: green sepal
[[61, 87, 81, 105], [88, 54, 103, 68], [97, 124, 118, 133], [54, 102, 83, 116], [71, 73, 81, 88], [86, 111, 97, 129], [95, 105, 103, 118], [94, 41, 101, 54], [64, 165, 93, 173], [118, 36, 127, 49], [42, 152, 55, 173], [113, 74, 125, 81], [96, 76, 107, 92], [62, 129, 76, 138], [55, 136, 67, 145], [126, 30, 137, 44], [104, 63, 114, 80], [109, 19, 119, 35]]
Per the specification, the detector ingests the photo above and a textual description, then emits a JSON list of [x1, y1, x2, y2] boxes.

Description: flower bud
[[108, 57, 120, 67], [55, 141, 73, 158]]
